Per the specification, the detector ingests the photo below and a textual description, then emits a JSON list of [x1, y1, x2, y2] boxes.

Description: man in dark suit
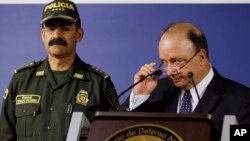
[[120, 21, 250, 132]]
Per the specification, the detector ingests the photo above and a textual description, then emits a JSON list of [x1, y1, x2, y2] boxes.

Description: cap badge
[[44, 1, 75, 12]]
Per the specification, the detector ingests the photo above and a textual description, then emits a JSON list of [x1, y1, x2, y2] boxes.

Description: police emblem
[[3, 89, 9, 100], [76, 90, 89, 106], [106, 87, 120, 110]]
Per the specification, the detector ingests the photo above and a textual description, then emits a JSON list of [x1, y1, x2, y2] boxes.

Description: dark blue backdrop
[[0, 4, 250, 107]]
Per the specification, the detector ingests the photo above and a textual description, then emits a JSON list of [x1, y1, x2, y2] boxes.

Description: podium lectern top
[[87, 112, 220, 141]]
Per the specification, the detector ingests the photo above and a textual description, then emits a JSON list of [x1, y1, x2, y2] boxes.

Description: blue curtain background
[[0, 4, 250, 107]]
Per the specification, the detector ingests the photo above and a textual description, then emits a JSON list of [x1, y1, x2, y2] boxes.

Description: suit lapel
[[194, 70, 225, 113], [163, 87, 181, 113]]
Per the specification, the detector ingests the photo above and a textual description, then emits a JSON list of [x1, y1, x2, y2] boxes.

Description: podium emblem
[[105, 124, 183, 141]]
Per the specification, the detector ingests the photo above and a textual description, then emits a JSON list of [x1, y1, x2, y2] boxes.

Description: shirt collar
[[190, 65, 214, 100], [179, 66, 214, 112]]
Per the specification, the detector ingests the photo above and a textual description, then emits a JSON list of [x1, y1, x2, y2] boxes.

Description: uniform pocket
[[15, 104, 40, 138]]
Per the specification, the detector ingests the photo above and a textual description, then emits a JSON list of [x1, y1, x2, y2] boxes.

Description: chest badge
[[76, 90, 89, 106]]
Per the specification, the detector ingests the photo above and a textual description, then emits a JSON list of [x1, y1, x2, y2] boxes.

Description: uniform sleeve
[[0, 76, 17, 140], [102, 77, 120, 111]]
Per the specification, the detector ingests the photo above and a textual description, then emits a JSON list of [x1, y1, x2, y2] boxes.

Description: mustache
[[48, 38, 67, 46]]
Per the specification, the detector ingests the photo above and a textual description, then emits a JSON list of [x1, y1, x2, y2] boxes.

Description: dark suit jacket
[[120, 69, 250, 132]]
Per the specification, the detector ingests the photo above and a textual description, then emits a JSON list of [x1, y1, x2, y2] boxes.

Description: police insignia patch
[[3, 89, 9, 100], [76, 90, 89, 106], [106, 87, 120, 110]]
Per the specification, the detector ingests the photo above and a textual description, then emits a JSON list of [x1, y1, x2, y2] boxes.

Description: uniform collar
[[35, 55, 88, 81], [68, 55, 88, 80]]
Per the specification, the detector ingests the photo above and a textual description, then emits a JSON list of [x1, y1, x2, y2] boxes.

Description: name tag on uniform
[[16, 95, 40, 105]]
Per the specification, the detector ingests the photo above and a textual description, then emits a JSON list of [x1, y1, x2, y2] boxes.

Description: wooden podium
[[86, 112, 220, 141]]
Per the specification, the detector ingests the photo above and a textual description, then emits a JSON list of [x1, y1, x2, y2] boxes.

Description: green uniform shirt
[[0, 55, 120, 141]]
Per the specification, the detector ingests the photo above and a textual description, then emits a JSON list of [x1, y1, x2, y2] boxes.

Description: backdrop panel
[[0, 4, 250, 107]]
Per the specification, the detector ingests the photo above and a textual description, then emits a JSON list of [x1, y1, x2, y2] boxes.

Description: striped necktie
[[179, 90, 192, 114]]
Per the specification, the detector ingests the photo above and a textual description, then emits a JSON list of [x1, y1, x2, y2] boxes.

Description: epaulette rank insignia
[[14, 61, 40, 73], [88, 65, 109, 79]]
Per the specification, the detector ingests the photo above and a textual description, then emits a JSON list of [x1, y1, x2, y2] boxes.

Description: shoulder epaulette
[[14, 61, 41, 74], [87, 64, 109, 79]]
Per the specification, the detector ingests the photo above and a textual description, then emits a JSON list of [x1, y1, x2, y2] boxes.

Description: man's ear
[[198, 49, 208, 65], [76, 28, 84, 43], [41, 28, 45, 42]]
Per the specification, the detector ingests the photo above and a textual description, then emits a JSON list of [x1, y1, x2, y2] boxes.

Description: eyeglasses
[[43, 26, 78, 35], [159, 49, 200, 75]]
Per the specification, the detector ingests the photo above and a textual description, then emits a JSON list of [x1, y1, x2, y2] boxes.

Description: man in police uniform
[[0, 0, 120, 140]]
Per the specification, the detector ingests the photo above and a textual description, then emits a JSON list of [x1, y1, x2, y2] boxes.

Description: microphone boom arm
[[118, 69, 162, 98]]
